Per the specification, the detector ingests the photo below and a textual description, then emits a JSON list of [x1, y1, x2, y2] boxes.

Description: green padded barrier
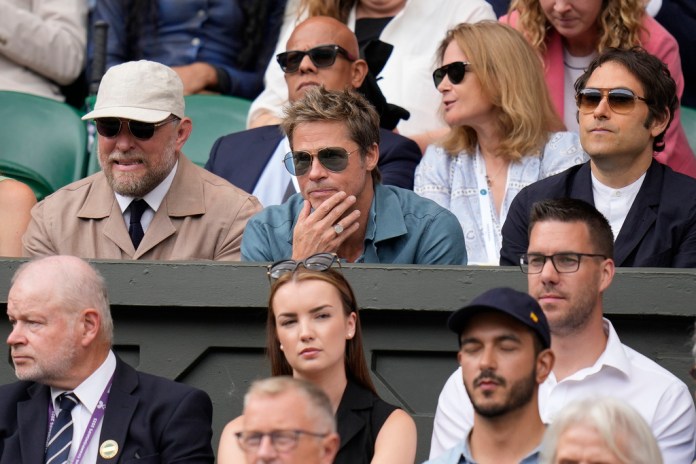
[[183, 94, 251, 167], [0, 91, 88, 200], [681, 105, 696, 154]]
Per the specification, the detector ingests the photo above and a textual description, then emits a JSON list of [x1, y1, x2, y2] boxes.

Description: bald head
[[284, 16, 368, 102]]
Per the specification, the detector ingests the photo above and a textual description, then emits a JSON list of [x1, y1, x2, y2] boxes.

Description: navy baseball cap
[[448, 287, 551, 349]]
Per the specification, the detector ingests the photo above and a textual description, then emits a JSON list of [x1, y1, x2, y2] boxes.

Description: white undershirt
[[563, 50, 596, 133], [115, 161, 178, 232], [50, 351, 117, 464], [592, 171, 646, 239], [252, 136, 299, 207]]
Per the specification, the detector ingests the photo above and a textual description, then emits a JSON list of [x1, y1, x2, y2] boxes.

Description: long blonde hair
[[439, 21, 564, 160], [509, 0, 645, 54]]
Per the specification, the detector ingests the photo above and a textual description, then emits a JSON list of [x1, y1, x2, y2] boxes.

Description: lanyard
[[47, 376, 114, 464]]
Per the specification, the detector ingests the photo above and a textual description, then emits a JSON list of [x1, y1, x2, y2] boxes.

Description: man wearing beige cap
[[23, 60, 261, 260]]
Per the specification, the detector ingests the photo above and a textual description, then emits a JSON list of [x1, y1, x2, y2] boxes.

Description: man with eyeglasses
[[499, 46, 696, 268], [235, 376, 339, 464], [205, 16, 422, 206], [240, 86, 466, 264], [430, 198, 696, 462], [22, 60, 261, 260]]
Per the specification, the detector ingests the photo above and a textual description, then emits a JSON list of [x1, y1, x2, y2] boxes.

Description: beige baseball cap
[[82, 60, 185, 122]]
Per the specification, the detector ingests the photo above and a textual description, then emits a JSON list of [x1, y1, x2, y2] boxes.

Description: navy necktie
[[45, 392, 79, 464], [128, 199, 148, 249]]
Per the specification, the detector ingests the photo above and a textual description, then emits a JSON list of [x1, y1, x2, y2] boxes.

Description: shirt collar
[[115, 160, 178, 213], [50, 351, 117, 414]]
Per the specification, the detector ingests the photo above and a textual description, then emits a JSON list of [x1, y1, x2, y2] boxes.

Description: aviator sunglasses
[[432, 61, 469, 87], [267, 252, 341, 282], [576, 88, 649, 114], [95, 116, 179, 140], [276, 45, 356, 73], [283, 147, 359, 176]]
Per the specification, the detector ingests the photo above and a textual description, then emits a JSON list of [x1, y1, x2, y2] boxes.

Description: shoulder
[[0, 178, 35, 202], [540, 132, 588, 174], [640, 15, 679, 51], [132, 369, 211, 404], [382, 185, 451, 216], [189, 160, 262, 208], [0, 381, 36, 405]]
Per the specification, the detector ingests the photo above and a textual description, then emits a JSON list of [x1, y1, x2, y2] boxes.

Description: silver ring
[[333, 224, 344, 235]]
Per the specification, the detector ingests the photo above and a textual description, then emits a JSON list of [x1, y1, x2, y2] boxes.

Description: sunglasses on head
[[276, 45, 356, 73], [95, 116, 179, 140], [432, 61, 469, 88], [282, 147, 359, 176], [576, 88, 649, 114], [267, 252, 341, 283]]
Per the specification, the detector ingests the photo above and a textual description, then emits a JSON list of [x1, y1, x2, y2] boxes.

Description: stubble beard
[[466, 367, 537, 419]]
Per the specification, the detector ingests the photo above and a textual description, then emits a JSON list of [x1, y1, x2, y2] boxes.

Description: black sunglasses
[[267, 253, 341, 282], [95, 116, 179, 140], [576, 88, 649, 115], [276, 45, 356, 73], [282, 147, 358, 176], [433, 61, 469, 87]]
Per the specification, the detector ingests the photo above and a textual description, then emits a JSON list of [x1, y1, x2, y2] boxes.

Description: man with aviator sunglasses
[[500, 47, 696, 268], [241, 86, 466, 265], [23, 60, 261, 260], [205, 16, 421, 207]]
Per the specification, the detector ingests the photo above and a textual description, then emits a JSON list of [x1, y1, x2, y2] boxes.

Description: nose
[[307, 154, 328, 181], [592, 94, 612, 119], [539, 256, 560, 283], [298, 53, 317, 74], [299, 319, 315, 342], [255, 434, 277, 460], [7, 323, 24, 346], [553, 0, 572, 13], [113, 122, 137, 151], [479, 345, 497, 371], [437, 76, 451, 94]]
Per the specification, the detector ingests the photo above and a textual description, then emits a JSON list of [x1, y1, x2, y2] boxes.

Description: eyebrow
[[276, 305, 333, 318], [460, 334, 522, 345]]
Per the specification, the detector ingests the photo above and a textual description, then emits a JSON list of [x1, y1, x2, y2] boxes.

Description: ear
[[535, 348, 555, 384], [321, 432, 341, 464], [350, 59, 369, 89], [598, 257, 615, 294], [346, 311, 357, 339], [363, 143, 379, 172], [648, 108, 670, 139], [79, 308, 101, 347], [175, 117, 193, 151]]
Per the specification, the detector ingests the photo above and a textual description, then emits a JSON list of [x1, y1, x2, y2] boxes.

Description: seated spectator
[[247, 0, 496, 150], [91, 0, 286, 99], [0, 176, 36, 257], [236, 377, 340, 464], [502, 0, 696, 178], [218, 256, 417, 464], [432, 198, 696, 462], [205, 16, 422, 203], [414, 21, 587, 265], [23, 60, 261, 260], [241, 87, 466, 264], [0, 0, 87, 101], [500, 47, 696, 267], [0, 255, 215, 462], [539, 397, 663, 464], [425, 287, 554, 463]]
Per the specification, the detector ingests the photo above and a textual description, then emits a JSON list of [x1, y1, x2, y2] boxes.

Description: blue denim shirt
[[241, 183, 467, 264], [92, 0, 285, 98], [425, 437, 541, 464]]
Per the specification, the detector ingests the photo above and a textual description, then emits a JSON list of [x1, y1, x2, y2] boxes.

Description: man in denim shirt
[[241, 87, 466, 264]]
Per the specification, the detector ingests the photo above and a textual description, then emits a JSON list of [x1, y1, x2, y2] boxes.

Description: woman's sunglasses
[[276, 45, 356, 73], [282, 147, 359, 176], [576, 88, 649, 115], [267, 252, 341, 282], [432, 61, 469, 88], [95, 116, 179, 140]]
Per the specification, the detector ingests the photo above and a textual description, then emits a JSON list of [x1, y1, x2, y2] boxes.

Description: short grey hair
[[244, 376, 336, 433], [539, 397, 663, 464]]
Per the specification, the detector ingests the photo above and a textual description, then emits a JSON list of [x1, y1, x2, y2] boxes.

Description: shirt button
[[192, 37, 201, 46]]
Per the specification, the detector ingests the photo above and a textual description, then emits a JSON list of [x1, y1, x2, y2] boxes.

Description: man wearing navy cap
[[425, 287, 554, 464]]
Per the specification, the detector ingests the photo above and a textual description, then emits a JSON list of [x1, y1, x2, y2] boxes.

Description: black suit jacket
[[205, 125, 421, 192], [500, 160, 696, 267], [0, 357, 214, 464]]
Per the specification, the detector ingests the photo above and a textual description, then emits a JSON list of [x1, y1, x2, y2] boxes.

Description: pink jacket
[[502, 11, 696, 178]]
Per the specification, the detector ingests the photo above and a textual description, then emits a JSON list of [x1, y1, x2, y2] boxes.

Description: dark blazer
[[205, 125, 422, 192], [500, 160, 696, 267], [334, 380, 397, 464], [0, 357, 214, 464]]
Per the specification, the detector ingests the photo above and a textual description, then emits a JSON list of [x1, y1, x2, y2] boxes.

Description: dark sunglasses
[[276, 45, 356, 73], [282, 147, 358, 176], [576, 88, 649, 115], [433, 61, 469, 87], [95, 116, 179, 140], [267, 252, 341, 282]]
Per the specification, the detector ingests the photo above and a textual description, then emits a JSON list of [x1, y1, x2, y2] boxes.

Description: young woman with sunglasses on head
[[414, 21, 587, 265], [502, 0, 696, 178], [217, 254, 417, 464]]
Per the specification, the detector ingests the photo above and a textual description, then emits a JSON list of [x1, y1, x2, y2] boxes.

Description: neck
[[57, 347, 110, 390], [469, 399, 545, 463], [551, 312, 608, 381], [356, 0, 406, 18], [295, 368, 348, 414], [590, 152, 652, 189], [338, 181, 374, 262], [562, 31, 598, 57]]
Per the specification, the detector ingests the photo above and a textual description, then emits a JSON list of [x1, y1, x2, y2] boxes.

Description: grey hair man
[[0, 255, 214, 463]]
